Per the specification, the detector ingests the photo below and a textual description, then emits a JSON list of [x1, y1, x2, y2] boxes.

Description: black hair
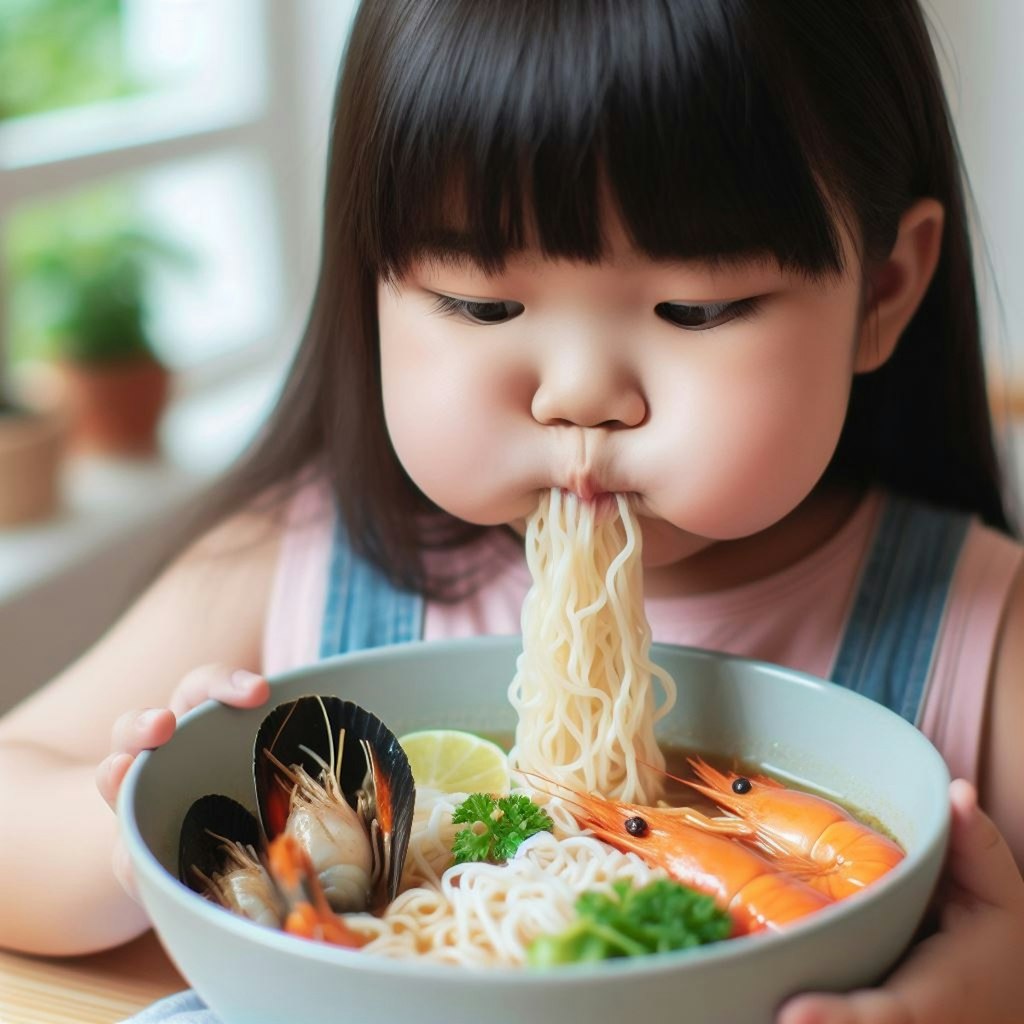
[[192, 0, 1013, 597]]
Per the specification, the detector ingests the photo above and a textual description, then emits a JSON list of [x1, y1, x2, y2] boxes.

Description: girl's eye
[[430, 294, 525, 325], [655, 297, 762, 331]]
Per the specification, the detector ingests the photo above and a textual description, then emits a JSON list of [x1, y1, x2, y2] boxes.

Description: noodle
[[509, 490, 676, 803], [355, 489, 677, 965], [357, 789, 668, 965]]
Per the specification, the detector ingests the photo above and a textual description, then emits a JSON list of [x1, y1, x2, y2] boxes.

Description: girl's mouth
[[563, 472, 613, 503]]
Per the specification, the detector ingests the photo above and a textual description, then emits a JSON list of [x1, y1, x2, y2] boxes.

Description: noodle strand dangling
[[508, 490, 677, 804]]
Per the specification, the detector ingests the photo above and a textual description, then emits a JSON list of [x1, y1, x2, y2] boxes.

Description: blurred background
[[0, 0, 1021, 711]]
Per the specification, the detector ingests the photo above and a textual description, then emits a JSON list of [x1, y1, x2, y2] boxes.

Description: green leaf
[[450, 792, 554, 864], [452, 793, 497, 826], [452, 828, 492, 865], [527, 879, 732, 967]]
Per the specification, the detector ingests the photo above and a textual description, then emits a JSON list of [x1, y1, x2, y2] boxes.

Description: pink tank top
[[262, 482, 1022, 785]]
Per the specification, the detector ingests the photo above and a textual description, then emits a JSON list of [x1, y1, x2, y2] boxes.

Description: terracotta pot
[[57, 356, 172, 455], [0, 405, 67, 526]]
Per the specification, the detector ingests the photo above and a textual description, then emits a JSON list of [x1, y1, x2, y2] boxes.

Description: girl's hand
[[95, 664, 270, 898], [777, 779, 1024, 1024]]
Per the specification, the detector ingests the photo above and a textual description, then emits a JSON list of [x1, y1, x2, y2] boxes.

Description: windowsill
[[0, 362, 282, 605]]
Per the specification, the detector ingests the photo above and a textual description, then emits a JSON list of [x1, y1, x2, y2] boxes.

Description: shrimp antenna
[[514, 769, 587, 812], [635, 754, 690, 787]]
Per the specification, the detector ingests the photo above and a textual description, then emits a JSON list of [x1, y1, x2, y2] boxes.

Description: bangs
[[357, 0, 851, 281]]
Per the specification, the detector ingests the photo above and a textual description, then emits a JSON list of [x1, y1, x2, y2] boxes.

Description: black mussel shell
[[253, 695, 415, 904], [178, 793, 262, 891]]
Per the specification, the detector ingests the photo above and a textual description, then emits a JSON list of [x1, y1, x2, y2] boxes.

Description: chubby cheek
[[649, 317, 856, 538], [377, 286, 534, 524]]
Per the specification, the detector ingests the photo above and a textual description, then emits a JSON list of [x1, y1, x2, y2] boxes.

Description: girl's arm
[[0, 510, 282, 956]]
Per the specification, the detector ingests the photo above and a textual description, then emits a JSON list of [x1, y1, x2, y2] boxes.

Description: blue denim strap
[[830, 494, 970, 724], [319, 515, 424, 657]]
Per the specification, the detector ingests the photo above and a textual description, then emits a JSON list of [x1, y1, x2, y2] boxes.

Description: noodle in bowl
[[122, 637, 949, 1024]]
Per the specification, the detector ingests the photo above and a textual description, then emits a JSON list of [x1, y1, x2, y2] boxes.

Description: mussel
[[178, 696, 416, 931], [178, 794, 285, 928], [254, 696, 416, 913]]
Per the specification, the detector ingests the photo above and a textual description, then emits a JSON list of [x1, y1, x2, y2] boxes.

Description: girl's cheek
[[384, 388, 516, 523], [378, 296, 526, 522], [647, 323, 855, 537]]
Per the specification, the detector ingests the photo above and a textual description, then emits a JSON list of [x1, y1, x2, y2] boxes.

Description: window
[[0, 0, 350, 396]]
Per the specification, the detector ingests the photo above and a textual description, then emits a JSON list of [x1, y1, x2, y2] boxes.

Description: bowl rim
[[119, 636, 951, 984]]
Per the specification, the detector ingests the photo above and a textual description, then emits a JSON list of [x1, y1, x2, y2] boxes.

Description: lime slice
[[398, 729, 510, 795]]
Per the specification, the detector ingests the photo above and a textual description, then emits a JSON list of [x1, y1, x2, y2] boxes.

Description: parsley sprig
[[527, 879, 732, 966], [451, 793, 554, 864]]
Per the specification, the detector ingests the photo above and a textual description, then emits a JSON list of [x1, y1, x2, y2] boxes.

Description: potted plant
[[0, 390, 66, 526], [12, 220, 190, 456]]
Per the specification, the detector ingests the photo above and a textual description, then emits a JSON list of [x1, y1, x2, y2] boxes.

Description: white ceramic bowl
[[120, 638, 949, 1024]]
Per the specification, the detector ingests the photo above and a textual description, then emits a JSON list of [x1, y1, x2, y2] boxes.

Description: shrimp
[[536, 777, 834, 935], [679, 758, 905, 900], [255, 696, 415, 913], [191, 836, 285, 929], [178, 793, 285, 928], [264, 745, 377, 913], [266, 834, 369, 948]]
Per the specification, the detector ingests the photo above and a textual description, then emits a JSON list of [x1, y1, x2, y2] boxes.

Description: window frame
[[0, 0, 313, 397]]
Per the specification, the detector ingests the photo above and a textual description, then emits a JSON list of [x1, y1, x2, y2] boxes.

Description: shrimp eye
[[624, 816, 648, 837], [732, 777, 752, 794]]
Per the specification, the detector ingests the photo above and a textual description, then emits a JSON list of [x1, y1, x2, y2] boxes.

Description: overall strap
[[319, 515, 424, 657], [830, 494, 970, 724]]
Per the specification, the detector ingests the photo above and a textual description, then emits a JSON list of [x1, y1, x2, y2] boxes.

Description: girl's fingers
[[168, 664, 268, 719], [101, 667, 269, 811], [946, 779, 1024, 912], [777, 990, 910, 1024], [210, 669, 270, 710], [109, 707, 176, 756], [777, 781, 1024, 1024], [96, 751, 135, 809]]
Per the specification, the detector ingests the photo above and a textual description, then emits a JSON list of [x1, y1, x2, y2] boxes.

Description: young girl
[[1, 1, 1022, 1021]]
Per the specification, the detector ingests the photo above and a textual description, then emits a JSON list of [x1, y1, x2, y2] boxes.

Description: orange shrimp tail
[[798, 822, 905, 900], [283, 905, 369, 948], [268, 835, 369, 949], [267, 834, 304, 888]]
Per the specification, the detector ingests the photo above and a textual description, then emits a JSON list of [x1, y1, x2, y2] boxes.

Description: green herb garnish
[[527, 879, 732, 967], [451, 793, 554, 864]]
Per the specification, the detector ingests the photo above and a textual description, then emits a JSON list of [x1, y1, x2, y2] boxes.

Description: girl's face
[[377, 212, 865, 570]]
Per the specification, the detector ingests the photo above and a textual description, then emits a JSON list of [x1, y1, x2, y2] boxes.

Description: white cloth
[[120, 991, 216, 1023]]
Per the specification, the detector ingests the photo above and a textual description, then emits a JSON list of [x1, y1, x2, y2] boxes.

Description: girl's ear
[[854, 197, 945, 374]]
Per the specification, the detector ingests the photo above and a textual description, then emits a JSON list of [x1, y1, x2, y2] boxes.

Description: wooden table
[[0, 931, 186, 1024]]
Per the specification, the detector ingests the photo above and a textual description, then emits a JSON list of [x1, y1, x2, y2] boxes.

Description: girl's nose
[[530, 355, 647, 429]]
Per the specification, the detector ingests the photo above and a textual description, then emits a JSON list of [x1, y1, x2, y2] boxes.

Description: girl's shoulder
[[899, 487, 1024, 865], [982, 532, 1024, 866], [261, 476, 336, 675], [182, 473, 331, 598]]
